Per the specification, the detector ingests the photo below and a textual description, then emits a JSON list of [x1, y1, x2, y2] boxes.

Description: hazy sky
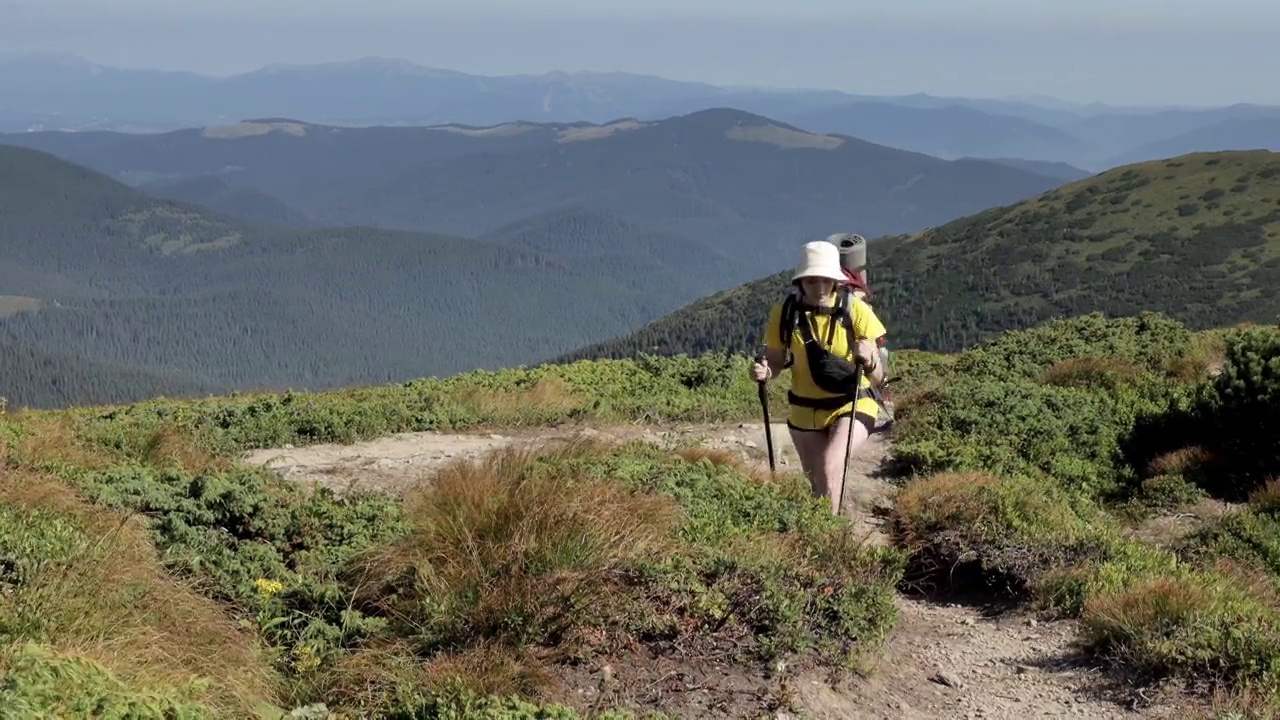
[[6, 0, 1279, 106]]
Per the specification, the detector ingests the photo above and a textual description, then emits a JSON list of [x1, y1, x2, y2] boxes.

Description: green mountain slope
[[563, 150, 1280, 361], [978, 157, 1094, 182], [0, 146, 733, 407]]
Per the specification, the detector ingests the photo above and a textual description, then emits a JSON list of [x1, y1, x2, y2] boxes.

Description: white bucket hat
[[792, 240, 846, 282]]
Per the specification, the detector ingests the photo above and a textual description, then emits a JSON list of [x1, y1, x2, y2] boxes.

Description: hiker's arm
[[855, 338, 886, 386], [851, 300, 888, 386], [755, 303, 788, 381]]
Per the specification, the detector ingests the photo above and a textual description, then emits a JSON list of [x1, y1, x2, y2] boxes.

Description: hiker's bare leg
[[788, 425, 830, 500], [822, 413, 872, 515], [822, 416, 852, 515]]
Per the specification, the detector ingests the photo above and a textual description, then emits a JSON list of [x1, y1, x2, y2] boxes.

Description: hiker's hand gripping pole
[[753, 348, 776, 475]]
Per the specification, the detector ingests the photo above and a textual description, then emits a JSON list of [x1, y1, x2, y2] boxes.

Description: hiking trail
[[243, 422, 1199, 720]]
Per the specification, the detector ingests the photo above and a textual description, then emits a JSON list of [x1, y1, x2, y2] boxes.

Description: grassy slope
[[563, 149, 1280, 362], [2, 313, 1278, 718]]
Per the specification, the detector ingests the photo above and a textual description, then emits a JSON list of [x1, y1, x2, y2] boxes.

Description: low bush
[[953, 311, 1196, 383], [891, 471, 1114, 597], [892, 373, 1195, 499], [1078, 566, 1280, 696]]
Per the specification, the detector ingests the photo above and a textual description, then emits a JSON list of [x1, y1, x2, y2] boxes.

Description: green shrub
[[1190, 326, 1280, 499], [1126, 472, 1207, 513], [892, 373, 1193, 498], [953, 312, 1194, 383], [1184, 508, 1280, 579]]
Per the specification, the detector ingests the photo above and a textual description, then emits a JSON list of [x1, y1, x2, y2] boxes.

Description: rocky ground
[[242, 421, 1206, 719]]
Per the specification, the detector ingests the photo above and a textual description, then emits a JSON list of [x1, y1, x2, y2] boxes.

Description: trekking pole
[[837, 363, 864, 517], [755, 349, 776, 475]]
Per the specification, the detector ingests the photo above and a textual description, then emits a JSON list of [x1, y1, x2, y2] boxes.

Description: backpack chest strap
[[791, 291, 855, 350]]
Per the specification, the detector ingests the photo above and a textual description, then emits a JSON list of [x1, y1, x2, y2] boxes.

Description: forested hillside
[[564, 149, 1280, 361], [1, 108, 1067, 279], [0, 146, 732, 408], [0, 344, 219, 408]]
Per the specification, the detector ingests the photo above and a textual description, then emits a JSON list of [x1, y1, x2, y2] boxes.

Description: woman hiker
[[752, 240, 887, 515]]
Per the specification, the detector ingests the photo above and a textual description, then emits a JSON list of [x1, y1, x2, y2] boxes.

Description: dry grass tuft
[[677, 446, 777, 485], [139, 423, 229, 474], [452, 376, 593, 426], [891, 471, 1004, 548], [1039, 356, 1144, 389], [346, 440, 681, 661], [5, 411, 109, 470], [1147, 445, 1214, 477], [318, 639, 557, 716], [1248, 477, 1280, 514], [1079, 570, 1280, 694]]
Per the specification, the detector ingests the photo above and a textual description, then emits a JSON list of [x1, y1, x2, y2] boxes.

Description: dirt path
[[242, 422, 1195, 720]]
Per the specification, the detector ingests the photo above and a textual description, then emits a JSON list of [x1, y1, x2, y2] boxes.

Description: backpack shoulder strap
[[779, 292, 796, 347], [779, 291, 800, 367], [837, 286, 858, 351]]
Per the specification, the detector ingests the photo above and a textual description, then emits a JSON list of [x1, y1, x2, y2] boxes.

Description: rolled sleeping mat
[[827, 232, 867, 272]]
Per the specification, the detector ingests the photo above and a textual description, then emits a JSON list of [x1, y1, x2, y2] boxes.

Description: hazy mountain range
[[0, 108, 1067, 279], [3, 52, 1278, 171]]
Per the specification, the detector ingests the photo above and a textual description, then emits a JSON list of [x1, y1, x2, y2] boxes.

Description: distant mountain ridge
[[0, 107, 1069, 282], [3, 52, 1278, 171]]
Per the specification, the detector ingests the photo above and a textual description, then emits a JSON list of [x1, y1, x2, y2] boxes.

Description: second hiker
[[752, 239, 887, 515]]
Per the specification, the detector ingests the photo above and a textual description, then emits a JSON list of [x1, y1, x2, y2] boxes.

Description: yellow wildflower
[[253, 577, 284, 599]]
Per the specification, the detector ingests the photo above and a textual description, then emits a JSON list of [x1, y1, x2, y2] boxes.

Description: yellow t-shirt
[[764, 291, 886, 431]]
